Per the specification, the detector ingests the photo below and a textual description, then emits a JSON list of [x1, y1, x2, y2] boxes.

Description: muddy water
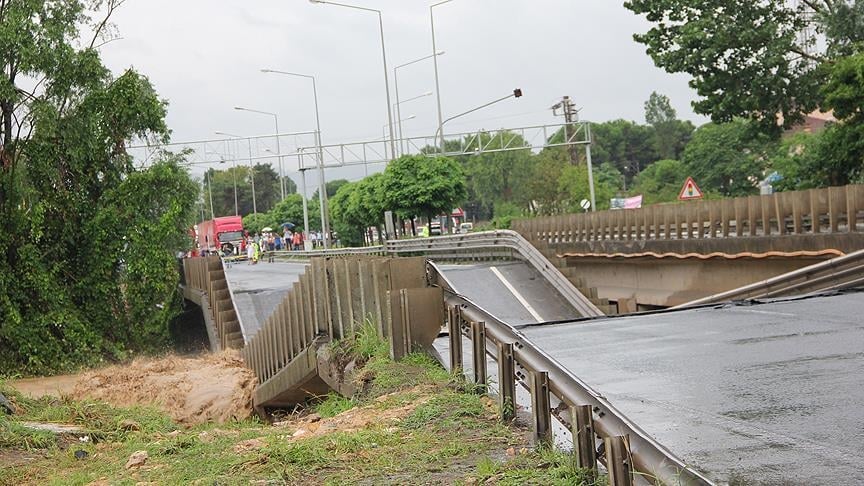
[[7, 351, 256, 425], [9, 375, 79, 398]]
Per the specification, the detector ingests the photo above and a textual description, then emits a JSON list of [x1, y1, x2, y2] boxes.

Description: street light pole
[[234, 106, 285, 201], [309, 0, 396, 162], [216, 131, 257, 216], [431, 0, 455, 151], [393, 91, 432, 156], [261, 68, 331, 249], [395, 51, 443, 155], [207, 150, 239, 216], [434, 88, 524, 145], [206, 170, 215, 220]]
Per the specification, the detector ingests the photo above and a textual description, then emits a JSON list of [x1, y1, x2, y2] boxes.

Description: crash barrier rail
[[182, 256, 243, 350], [428, 262, 713, 486], [513, 184, 864, 245], [268, 230, 604, 318], [679, 248, 864, 307], [238, 256, 445, 407]]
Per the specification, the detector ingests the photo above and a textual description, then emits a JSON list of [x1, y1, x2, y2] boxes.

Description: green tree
[[329, 175, 385, 247], [461, 131, 532, 209], [630, 159, 689, 204], [624, 0, 863, 134], [0, 1, 198, 374], [817, 51, 864, 185], [250, 163, 281, 214], [524, 147, 569, 215], [644, 91, 677, 126], [381, 155, 467, 224], [681, 120, 774, 197], [644, 92, 695, 161], [558, 163, 620, 212], [269, 193, 320, 232], [589, 120, 658, 181], [312, 178, 351, 201]]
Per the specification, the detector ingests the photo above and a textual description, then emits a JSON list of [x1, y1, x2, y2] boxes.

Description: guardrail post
[[605, 435, 633, 486], [471, 320, 487, 387], [529, 370, 552, 446], [570, 405, 597, 474], [447, 307, 463, 373], [497, 342, 516, 422]]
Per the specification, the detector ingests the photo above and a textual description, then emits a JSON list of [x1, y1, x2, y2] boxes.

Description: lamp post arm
[[434, 91, 519, 145]]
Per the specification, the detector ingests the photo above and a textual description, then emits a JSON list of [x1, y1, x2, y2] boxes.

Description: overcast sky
[[98, 0, 706, 183]]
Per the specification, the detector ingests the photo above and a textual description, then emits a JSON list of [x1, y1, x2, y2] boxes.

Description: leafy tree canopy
[[630, 159, 689, 204], [644, 91, 677, 126], [381, 154, 467, 221], [681, 119, 774, 196], [0, 1, 199, 374], [625, 0, 864, 134]]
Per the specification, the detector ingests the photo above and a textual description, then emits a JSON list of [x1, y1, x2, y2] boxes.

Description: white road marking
[[490, 266, 544, 323]]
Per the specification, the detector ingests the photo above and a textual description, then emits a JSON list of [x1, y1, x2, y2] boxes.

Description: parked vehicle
[[197, 216, 245, 255], [459, 222, 474, 234]]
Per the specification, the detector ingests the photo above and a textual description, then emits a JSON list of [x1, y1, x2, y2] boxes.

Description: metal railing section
[[270, 230, 603, 318], [428, 261, 713, 486], [513, 184, 864, 245], [678, 248, 864, 307]]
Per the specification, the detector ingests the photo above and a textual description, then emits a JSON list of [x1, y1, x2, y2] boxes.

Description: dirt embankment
[[10, 351, 256, 425]]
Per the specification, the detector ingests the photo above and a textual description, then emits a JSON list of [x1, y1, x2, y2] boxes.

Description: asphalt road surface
[[439, 262, 580, 325], [521, 291, 864, 485], [223, 260, 308, 341]]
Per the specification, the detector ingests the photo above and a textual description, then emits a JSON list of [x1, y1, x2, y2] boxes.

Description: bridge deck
[[521, 291, 864, 485], [439, 262, 580, 325], [223, 261, 309, 342]]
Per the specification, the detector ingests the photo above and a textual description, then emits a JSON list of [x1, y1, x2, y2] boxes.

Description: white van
[[459, 222, 473, 234]]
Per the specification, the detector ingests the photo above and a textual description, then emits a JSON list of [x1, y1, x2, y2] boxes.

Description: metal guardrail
[[679, 248, 864, 307], [428, 261, 713, 486], [269, 230, 604, 318], [513, 184, 864, 246]]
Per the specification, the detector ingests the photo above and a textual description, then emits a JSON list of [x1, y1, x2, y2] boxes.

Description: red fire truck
[[196, 216, 244, 255]]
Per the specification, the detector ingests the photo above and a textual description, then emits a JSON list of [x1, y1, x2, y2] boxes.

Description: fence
[[183, 256, 243, 349], [513, 184, 864, 246], [238, 256, 445, 406], [430, 262, 713, 486], [269, 230, 604, 318]]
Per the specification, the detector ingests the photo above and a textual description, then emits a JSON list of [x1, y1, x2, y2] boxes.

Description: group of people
[[240, 230, 306, 264]]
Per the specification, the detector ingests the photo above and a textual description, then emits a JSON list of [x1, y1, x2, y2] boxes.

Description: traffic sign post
[[678, 177, 704, 201]]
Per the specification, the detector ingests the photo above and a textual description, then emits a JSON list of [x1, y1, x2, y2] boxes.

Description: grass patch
[[312, 393, 355, 418], [2, 332, 566, 484], [472, 446, 609, 485]]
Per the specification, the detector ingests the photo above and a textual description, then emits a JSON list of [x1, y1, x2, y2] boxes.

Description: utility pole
[[551, 96, 596, 211], [551, 96, 580, 166]]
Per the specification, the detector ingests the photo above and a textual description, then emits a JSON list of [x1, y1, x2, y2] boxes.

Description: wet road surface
[[521, 292, 864, 485], [439, 262, 580, 325], [224, 260, 308, 341]]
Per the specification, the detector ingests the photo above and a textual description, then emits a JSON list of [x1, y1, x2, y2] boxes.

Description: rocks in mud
[[119, 419, 141, 432], [124, 450, 148, 469]]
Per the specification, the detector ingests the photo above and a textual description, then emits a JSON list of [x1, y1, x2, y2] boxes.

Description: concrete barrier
[[512, 184, 864, 248], [239, 256, 445, 407]]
